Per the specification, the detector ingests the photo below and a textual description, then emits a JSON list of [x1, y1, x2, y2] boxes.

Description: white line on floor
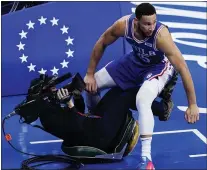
[[189, 154, 207, 158], [30, 139, 63, 144], [153, 129, 193, 135], [192, 129, 207, 144], [30, 129, 207, 145], [177, 106, 207, 114]]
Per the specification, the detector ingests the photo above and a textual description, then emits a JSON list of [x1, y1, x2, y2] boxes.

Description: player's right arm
[[84, 15, 129, 92]]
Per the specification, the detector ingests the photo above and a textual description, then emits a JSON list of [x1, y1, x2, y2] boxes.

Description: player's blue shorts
[[105, 51, 169, 90]]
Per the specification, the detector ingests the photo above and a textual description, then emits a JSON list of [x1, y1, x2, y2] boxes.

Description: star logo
[[50, 17, 59, 26], [16, 42, 25, 51], [17, 16, 75, 75], [60, 60, 69, 68], [38, 68, 47, 74], [65, 36, 74, 45], [19, 54, 28, 63], [26, 20, 35, 29], [19, 30, 28, 39], [60, 25, 69, 34], [27, 63, 36, 72], [50, 66, 59, 75], [38, 16, 47, 25], [66, 49, 74, 57]]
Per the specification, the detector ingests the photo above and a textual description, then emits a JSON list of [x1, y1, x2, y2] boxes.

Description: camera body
[[15, 72, 85, 124]]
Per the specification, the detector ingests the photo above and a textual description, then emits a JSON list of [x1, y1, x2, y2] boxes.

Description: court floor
[[2, 2, 207, 169]]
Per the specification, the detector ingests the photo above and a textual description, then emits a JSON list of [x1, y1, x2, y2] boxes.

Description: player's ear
[[134, 17, 140, 24]]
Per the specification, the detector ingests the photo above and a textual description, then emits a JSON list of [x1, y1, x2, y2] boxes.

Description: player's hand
[[185, 104, 199, 123], [84, 73, 97, 93], [57, 88, 70, 100]]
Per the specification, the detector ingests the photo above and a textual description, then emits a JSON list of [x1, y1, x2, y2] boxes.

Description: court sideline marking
[[30, 129, 207, 157], [30, 129, 207, 145], [177, 106, 207, 114], [30, 128, 207, 159]]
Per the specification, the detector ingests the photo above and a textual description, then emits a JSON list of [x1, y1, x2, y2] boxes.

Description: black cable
[[2, 116, 83, 170], [21, 155, 82, 170]]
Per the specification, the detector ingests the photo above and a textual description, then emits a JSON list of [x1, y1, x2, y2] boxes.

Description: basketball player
[[84, 3, 199, 169]]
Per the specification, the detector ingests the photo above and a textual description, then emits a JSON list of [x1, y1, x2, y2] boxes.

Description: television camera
[[7, 72, 85, 124]]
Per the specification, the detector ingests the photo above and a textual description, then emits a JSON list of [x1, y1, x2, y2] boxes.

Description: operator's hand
[[84, 73, 97, 93], [185, 104, 199, 123], [73, 89, 82, 99], [57, 88, 70, 100]]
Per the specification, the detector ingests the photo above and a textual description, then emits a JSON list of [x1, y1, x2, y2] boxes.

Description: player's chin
[[146, 32, 153, 37]]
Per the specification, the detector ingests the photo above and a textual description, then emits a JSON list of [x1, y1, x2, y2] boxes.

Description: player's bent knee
[[136, 79, 159, 108]]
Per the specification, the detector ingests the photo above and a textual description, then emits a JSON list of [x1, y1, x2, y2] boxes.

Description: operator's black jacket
[[38, 87, 165, 152], [38, 87, 137, 152]]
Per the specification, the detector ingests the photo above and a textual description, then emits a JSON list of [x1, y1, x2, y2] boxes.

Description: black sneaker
[[158, 70, 179, 121]]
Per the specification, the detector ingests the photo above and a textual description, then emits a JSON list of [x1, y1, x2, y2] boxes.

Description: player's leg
[[85, 67, 117, 113], [136, 79, 159, 161], [136, 62, 174, 169]]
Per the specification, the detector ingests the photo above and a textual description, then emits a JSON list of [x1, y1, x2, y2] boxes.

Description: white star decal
[[65, 36, 74, 45], [17, 16, 76, 76], [60, 60, 69, 68], [50, 66, 59, 75], [27, 63, 36, 72], [19, 30, 28, 39], [65, 49, 74, 57], [38, 16, 47, 25], [19, 54, 28, 63], [60, 25, 69, 34], [26, 20, 35, 29], [50, 17, 59, 26], [17, 42, 25, 51], [38, 68, 47, 74]]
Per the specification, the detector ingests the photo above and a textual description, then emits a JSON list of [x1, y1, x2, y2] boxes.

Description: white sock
[[140, 137, 152, 161]]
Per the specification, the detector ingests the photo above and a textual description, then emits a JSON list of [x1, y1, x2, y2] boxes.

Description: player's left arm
[[156, 26, 199, 123]]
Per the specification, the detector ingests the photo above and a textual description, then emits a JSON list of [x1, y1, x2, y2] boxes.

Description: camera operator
[[26, 76, 173, 153], [37, 85, 137, 153]]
